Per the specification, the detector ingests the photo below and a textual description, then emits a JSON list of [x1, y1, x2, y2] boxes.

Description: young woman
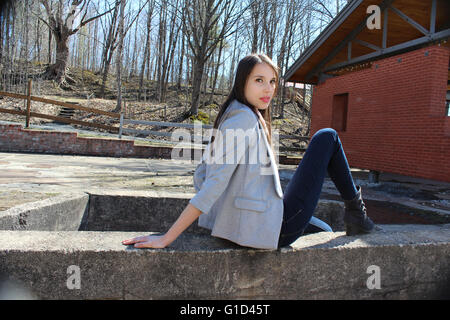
[[122, 53, 375, 250]]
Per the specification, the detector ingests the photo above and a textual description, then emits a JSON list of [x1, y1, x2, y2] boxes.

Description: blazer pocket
[[234, 197, 267, 213]]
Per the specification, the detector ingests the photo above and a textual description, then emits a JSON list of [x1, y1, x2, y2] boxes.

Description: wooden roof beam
[[389, 4, 430, 36], [430, 0, 436, 33], [305, 0, 394, 81], [353, 39, 381, 51], [282, 0, 365, 81], [323, 28, 450, 73]]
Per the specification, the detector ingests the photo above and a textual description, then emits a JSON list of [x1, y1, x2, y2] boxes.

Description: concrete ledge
[[83, 191, 202, 233], [0, 189, 345, 233], [0, 193, 89, 231], [84, 192, 344, 233], [1, 191, 448, 299], [0, 224, 449, 299]]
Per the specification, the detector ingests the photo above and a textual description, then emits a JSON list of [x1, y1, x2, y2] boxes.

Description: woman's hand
[[122, 234, 169, 248], [122, 203, 202, 249]]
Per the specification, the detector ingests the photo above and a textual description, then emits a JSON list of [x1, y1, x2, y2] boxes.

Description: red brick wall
[[311, 45, 450, 182], [0, 123, 175, 159], [0, 123, 300, 165]]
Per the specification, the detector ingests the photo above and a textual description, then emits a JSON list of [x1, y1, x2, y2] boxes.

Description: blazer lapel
[[258, 122, 283, 198]]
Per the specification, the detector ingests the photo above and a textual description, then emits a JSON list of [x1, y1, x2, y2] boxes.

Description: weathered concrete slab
[[0, 190, 346, 233], [83, 192, 345, 232], [0, 224, 449, 300], [0, 193, 88, 231], [1, 152, 449, 300]]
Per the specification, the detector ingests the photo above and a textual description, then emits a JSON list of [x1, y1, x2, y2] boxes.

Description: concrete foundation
[[0, 192, 449, 299]]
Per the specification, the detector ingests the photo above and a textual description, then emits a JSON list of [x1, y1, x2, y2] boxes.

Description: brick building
[[284, 0, 450, 182]]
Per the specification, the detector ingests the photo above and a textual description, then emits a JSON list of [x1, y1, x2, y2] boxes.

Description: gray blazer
[[189, 99, 284, 249]]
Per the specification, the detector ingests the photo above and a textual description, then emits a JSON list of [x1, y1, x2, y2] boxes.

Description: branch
[[32, 11, 53, 31], [123, 0, 150, 36], [312, 0, 334, 20], [71, 0, 120, 35]]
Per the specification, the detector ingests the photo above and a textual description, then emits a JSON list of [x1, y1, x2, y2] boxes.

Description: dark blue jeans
[[278, 128, 358, 248]]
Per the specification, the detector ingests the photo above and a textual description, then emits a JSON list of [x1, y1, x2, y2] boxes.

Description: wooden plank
[[122, 127, 176, 137], [28, 112, 119, 132], [26, 80, 32, 128], [122, 127, 210, 142], [0, 91, 28, 100], [0, 107, 26, 116], [30, 96, 120, 118], [0, 91, 120, 118], [0, 106, 118, 133], [124, 118, 213, 129]]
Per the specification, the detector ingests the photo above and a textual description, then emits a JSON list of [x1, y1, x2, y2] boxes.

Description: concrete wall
[[0, 226, 449, 300], [0, 193, 88, 231], [0, 191, 345, 233], [1, 192, 449, 299]]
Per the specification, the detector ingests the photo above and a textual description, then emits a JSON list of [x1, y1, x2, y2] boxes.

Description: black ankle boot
[[344, 185, 375, 236]]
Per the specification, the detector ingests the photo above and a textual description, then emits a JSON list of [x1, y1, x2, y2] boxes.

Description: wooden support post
[[25, 79, 32, 128], [119, 113, 123, 139], [119, 100, 125, 139]]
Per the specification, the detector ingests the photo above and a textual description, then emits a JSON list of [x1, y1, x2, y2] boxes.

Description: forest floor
[[0, 67, 310, 153]]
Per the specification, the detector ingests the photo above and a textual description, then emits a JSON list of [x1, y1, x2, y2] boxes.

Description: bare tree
[[98, 0, 147, 98], [277, 0, 303, 118], [182, 0, 241, 116], [38, 0, 118, 87], [249, 0, 261, 53], [99, 1, 120, 97], [113, 0, 125, 112], [208, 36, 227, 103], [158, 0, 181, 103], [138, 0, 155, 101]]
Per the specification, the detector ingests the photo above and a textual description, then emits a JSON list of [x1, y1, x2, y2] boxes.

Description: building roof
[[284, 0, 450, 84]]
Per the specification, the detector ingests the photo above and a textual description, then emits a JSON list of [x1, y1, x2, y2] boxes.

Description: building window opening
[[331, 93, 348, 131]]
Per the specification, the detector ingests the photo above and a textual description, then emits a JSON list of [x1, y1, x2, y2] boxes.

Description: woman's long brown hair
[[212, 53, 279, 146]]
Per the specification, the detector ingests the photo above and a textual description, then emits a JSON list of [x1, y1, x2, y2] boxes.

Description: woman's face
[[244, 62, 277, 110]]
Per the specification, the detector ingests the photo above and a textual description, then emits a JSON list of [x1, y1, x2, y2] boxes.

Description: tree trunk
[[43, 34, 73, 87], [250, 1, 259, 53], [114, 0, 126, 113], [176, 20, 185, 90], [138, 1, 153, 101], [91, 17, 98, 71], [48, 25, 52, 64], [39, 0, 119, 88], [189, 57, 205, 115], [100, 4, 119, 98], [138, 2, 153, 101], [209, 38, 224, 103]]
